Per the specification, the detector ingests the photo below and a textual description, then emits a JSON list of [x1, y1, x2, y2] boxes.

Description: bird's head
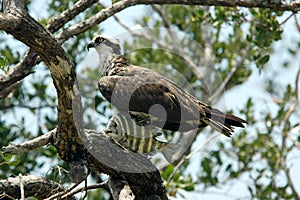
[[87, 35, 121, 55]]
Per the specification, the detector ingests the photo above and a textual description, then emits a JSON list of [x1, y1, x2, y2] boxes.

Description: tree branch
[[0, 49, 39, 98], [0, 81, 21, 98], [57, 0, 300, 43], [2, 129, 55, 154], [0, 175, 69, 199], [60, 182, 108, 200], [46, 0, 98, 33], [83, 129, 168, 200]]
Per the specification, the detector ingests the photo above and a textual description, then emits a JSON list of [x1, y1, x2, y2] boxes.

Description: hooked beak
[[87, 41, 95, 51]]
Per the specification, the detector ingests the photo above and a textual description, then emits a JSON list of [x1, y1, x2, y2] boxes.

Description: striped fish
[[105, 114, 179, 162]]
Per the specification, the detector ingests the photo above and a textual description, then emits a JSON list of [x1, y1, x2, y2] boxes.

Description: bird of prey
[[105, 114, 179, 162], [87, 36, 247, 137]]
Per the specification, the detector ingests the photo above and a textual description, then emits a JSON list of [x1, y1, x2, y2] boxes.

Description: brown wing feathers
[[98, 55, 246, 137]]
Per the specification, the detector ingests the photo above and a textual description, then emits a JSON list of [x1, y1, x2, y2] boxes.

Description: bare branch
[[61, 182, 108, 199], [151, 5, 171, 29], [279, 12, 296, 26], [46, 180, 85, 200], [0, 175, 68, 199], [0, 81, 21, 98], [150, 0, 300, 11], [2, 128, 168, 199], [2, 129, 55, 154], [2, 0, 26, 13], [46, 0, 99, 33]]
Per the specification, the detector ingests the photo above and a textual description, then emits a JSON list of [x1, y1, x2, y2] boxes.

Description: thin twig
[[282, 66, 300, 151], [294, 15, 300, 32], [279, 12, 296, 26], [83, 178, 88, 200], [61, 181, 108, 199], [46, 181, 82, 200]]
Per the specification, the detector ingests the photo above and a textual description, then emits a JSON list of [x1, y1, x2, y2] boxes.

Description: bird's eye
[[96, 37, 105, 43]]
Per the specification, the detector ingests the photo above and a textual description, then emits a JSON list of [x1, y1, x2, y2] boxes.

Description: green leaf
[[161, 164, 174, 180], [183, 183, 195, 191], [3, 154, 13, 162], [9, 160, 20, 166], [257, 55, 270, 66], [0, 55, 6, 67]]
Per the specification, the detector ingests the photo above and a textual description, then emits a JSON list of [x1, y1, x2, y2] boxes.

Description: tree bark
[[0, 175, 71, 199]]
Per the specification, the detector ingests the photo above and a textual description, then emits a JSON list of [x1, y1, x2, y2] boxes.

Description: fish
[[105, 114, 179, 162]]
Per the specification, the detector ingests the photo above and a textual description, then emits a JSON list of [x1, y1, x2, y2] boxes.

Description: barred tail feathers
[[201, 105, 247, 137]]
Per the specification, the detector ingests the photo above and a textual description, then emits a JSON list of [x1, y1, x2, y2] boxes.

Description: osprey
[[87, 36, 247, 137]]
